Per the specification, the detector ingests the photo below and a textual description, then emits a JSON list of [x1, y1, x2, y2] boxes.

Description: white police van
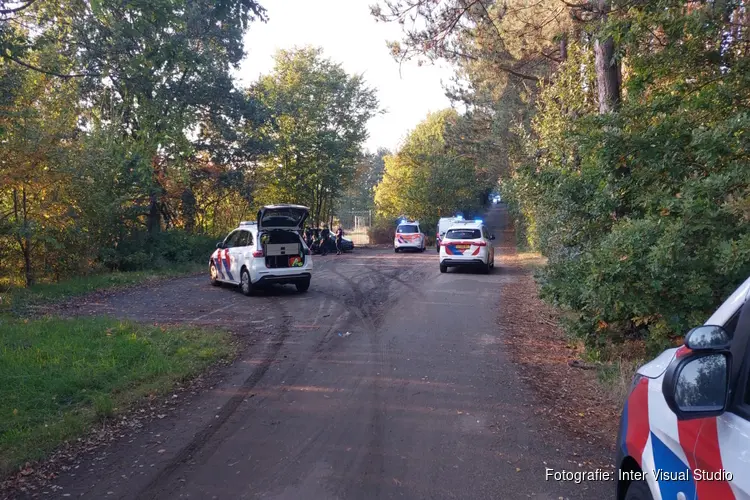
[[209, 204, 313, 295], [616, 275, 750, 500]]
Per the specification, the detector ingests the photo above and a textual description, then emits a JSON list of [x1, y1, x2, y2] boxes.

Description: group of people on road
[[304, 226, 345, 256]]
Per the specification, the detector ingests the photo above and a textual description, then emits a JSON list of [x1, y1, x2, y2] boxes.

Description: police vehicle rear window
[[446, 229, 481, 239], [397, 225, 418, 234]]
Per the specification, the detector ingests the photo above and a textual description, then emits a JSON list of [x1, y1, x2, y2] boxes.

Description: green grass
[[0, 316, 234, 476], [2, 262, 204, 315]]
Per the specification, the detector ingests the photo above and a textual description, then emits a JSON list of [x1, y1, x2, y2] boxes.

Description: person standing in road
[[320, 226, 330, 256], [335, 226, 343, 255]]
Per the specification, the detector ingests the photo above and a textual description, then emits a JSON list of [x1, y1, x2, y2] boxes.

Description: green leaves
[[248, 47, 380, 224], [374, 109, 489, 229]]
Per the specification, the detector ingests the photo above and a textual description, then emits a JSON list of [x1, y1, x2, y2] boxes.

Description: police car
[[438, 220, 495, 274], [616, 274, 750, 500], [394, 220, 426, 252], [209, 204, 313, 295]]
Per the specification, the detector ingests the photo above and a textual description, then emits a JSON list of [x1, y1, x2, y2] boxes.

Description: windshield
[[446, 229, 481, 240], [397, 225, 418, 234]]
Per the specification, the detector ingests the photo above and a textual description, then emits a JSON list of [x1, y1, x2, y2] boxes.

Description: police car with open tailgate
[[209, 204, 313, 295], [438, 219, 495, 274], [616, 274, 750, 500]]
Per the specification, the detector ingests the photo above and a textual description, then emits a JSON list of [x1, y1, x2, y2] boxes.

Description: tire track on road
[[138, 309, 295, 499]]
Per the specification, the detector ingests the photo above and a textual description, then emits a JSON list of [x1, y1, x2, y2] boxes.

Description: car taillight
[[475, 241, 487, 246], [253, 250, 264, 257]]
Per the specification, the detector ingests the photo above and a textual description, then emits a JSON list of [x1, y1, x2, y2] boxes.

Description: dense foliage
[[508, 1, 750, 355], [249, 48, 380, 225], [380, 0, 750, 355], [0, 2, 377, 287]]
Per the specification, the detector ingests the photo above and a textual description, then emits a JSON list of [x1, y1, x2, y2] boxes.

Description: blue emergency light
[[475, 218, 483, 223], [455, 215, 463, 220]]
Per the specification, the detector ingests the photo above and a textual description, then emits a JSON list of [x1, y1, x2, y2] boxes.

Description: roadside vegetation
[[0, 316, 234, 476], [377, 0, 750, 359]]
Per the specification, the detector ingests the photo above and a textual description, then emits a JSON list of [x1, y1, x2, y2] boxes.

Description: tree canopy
[[249, 47, 380, 225]]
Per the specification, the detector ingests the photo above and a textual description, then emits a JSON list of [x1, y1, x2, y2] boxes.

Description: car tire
[[240, 268, 253, 296], [296, 279, 310, 293], [440, 263, 447, 273], [395, 248, 399, 253], [624, 478, 653, 500], [209, 263, 221, 286], [483, 261, 491, 274]]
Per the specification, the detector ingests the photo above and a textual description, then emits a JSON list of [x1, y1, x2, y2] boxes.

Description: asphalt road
[[44, 206, 612, 500]]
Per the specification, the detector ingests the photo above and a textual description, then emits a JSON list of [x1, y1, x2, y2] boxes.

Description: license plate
[[456, 245, 470, 250]]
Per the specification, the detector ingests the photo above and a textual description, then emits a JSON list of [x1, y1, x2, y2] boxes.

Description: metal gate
[[335, 210, 371, 245]]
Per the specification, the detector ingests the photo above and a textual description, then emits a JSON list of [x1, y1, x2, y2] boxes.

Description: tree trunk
[[13, 187, 34, 287], [181, 188, 197, 233], [147, 192, 161, 234], [594, 0, 620, 114]]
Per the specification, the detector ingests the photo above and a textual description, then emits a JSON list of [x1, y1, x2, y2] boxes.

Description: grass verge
[[2, 262, 204, 315], [0, 315, 233, 476]]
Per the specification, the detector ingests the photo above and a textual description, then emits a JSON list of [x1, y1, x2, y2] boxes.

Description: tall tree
[[249, 47, 380, 225], [374, 109, 487, 227]]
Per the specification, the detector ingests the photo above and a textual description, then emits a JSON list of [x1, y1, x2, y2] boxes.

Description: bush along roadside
[[0, 316, 235, 478]]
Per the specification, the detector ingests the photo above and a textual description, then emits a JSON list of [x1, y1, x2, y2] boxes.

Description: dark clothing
[[335, 229, 343, 254], [321, 228, 330, 240]]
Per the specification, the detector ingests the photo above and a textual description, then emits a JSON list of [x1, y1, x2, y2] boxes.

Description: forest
[[375, 0, 750, 354], [0, 1, 381, 289]]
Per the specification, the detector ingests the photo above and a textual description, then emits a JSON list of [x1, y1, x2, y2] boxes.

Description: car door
[[228, 230, 251, 281], [219, 230, 241, 283], [673, 301, 750, 500], [711, 301, 750, 499], [483, 226, 494, 262]]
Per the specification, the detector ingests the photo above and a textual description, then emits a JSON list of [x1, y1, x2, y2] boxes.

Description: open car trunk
[[262, 230, 306, 269]]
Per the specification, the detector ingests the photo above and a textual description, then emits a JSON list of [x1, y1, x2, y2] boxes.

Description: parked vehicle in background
[[209, 204, 313, 295], [394, 220, 426, 252], [615, 275, 750, 500], [436, 216, 463, 253], [308, 229, 354, 254], [438, 220, 495, 274]]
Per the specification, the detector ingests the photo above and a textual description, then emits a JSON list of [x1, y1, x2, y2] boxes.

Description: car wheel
[[440, 263, 447, 273], [395, 248, 399, 253], [483, 261, 491, 274], [296, 279, 310, 293], [240, 268, 253, 296], [209, 263, 221, 286], [624, 478, 653, 500]]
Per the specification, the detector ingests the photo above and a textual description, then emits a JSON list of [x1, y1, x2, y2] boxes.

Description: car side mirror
[[490, 235, 496, 241], [216, 242, 224, 249], [662, 325, 732, 420], [684, 325, 731, 350]]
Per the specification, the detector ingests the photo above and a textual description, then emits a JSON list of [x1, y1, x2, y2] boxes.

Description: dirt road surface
[[32, 206, 612, 500]]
